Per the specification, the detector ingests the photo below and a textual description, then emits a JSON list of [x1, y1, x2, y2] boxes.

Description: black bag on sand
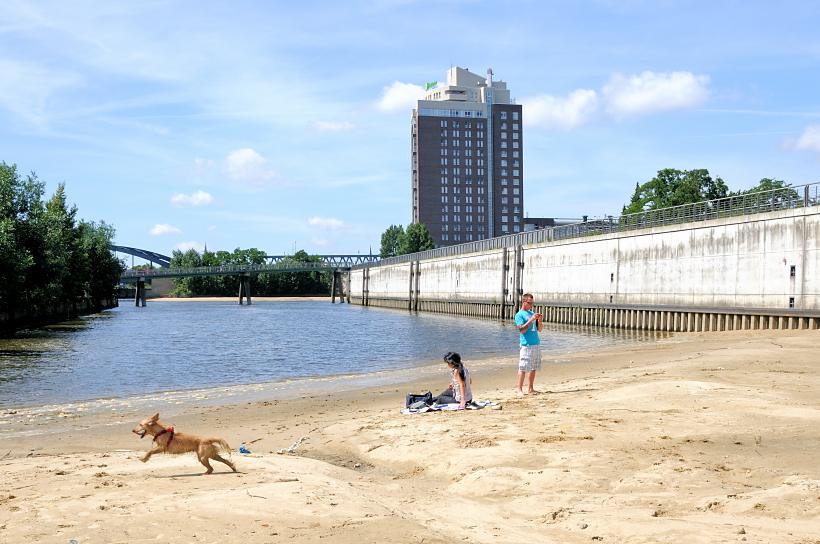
[[405, 391, 433, 408]]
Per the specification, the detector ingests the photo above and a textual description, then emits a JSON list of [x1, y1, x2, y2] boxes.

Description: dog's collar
[[153, 426, 175, 446]]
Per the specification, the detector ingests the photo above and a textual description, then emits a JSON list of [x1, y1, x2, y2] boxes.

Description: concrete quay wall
[[349, 206, 820, 331]]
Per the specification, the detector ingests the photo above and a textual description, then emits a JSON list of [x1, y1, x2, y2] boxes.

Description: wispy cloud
[[308, 216, 346, 230], [523, 89, 598, 129], [314, 120, 355, 132], [0, 59, 83, 125], [794, 125, 820, 153], [376, 81, 425, 112], [171, 190, 214, 207], [150, 223, 182, 236], [224, 148, 276, 184], [603, 71, 710, 116]]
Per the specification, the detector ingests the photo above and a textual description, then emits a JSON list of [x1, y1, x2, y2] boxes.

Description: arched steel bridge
[[112, 245, 380, 270]]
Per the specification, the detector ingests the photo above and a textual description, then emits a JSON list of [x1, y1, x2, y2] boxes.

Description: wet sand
[[1, 329, 818, 543]]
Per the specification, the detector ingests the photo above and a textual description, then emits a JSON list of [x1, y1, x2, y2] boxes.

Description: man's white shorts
[[519, 345, 542, 372]]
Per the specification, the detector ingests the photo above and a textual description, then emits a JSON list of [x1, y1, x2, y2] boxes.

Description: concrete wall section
[[352, 207, 820, 319]]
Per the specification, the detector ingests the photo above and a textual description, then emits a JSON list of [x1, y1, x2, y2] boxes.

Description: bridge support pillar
[[135, 278, 147, 307], [238, 273, 251, 305], [331, 269, 338, 303]]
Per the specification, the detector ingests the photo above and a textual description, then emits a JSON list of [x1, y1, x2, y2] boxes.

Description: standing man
[[515, 293, 542, 396]]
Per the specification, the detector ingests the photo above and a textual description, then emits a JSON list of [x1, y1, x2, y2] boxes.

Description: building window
[[442, 215, 448, 222], [513, 170, 520, 176], [513, 133, 519, 140], [442, 233, 448, 241], [501, 169, 508, 176], [501, 225, 509, 232], [502, 197, 508, 204], [500, 141, 507, 148], [513, 197, 519, 204], [466, 216, 473, 222], [440, 195, 448, 203], [502, 215, 509, 223], [514, 225, 520, 232], [501, 160, 508, 167], [512, 141, 519, 149], [453, 205, 460, 213], [441, 205, 448, 213], [512, 111, 519, 121], [441, 186, 448, 193], [513, 151, 520, 158], [500, 112, 507, 120], [441, 176, 447, 184], [513, 123, 519, 130], [513, 188, 519, 195], [440, 157, 447, 165], [500, 132, 507, 139], [452, 130, 460, 137]]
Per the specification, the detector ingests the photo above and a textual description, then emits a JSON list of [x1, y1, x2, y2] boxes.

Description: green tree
[[379, 224, 405, 258], [623, 168, 729, 214], [401, 222, 436, 254]]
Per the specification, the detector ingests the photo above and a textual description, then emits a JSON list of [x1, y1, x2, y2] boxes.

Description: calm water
[[0, 301, 665, 408]]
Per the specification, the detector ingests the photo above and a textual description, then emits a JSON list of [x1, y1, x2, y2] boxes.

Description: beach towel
[[401, 399, 498, 414]]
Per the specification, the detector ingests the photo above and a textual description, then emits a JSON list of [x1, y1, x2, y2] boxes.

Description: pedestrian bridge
[[118, 255, 379, 306]]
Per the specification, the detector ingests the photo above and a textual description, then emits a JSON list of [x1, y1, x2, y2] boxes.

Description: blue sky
[[1, 1, 819, 259]]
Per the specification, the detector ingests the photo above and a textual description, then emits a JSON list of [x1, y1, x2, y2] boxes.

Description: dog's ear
[[150, 413, 159, 422]]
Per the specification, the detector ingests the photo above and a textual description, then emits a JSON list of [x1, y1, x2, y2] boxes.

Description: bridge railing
[[372, 182, 820, 267], [121, 261, 338, 279]]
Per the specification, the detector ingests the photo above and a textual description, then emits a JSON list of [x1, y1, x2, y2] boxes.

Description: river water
[[0, 300, 666, 410]]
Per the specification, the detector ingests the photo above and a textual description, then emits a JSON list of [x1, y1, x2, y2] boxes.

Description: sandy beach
[[1, 329, 818, 543]]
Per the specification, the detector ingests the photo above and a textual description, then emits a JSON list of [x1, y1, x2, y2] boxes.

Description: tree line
[[168, 248, 331, 296], [0, 162, 123, 335], [379, 222, 435, 258], [622, 169, 795, 214]]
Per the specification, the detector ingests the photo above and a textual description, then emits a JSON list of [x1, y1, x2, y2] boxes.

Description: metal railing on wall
[[367, 182, 820, 268]]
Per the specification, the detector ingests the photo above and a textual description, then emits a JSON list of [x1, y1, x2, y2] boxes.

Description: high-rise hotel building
[[411, 67, 523, 246]]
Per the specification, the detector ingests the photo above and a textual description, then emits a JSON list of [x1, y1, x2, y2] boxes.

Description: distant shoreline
[[146, 295, 331, 302]]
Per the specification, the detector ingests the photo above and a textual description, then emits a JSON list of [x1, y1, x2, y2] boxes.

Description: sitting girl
[[435, 352, 473, 409]]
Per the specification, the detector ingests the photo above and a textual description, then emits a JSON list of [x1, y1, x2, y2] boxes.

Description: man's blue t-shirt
[[515, 309, 540, 346]]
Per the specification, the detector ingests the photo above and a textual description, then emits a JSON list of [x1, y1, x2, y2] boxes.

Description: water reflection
[[0, 301, 669, 408]]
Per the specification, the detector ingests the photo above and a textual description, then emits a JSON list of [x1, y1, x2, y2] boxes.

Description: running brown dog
[[132, 413, 237, 474]]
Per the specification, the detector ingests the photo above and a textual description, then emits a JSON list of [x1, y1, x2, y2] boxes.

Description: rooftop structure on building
[[411, 67, 523, 246]]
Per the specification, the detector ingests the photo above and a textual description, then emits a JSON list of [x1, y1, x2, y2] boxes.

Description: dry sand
[[1, 329, 818, 543]]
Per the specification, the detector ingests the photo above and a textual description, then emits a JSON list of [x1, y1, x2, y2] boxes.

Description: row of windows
[[500, 224, 522, 233], [441, 233, 488, 242], [440, 147, 485, 156], [440, 166, 486, 175], [442, 223, 482, 232], [499, 160, 521, 167], [440, 130, 485, 139], [498, 111, 520, 121], [439, 140, 485, 149], [420, 109, 485, 118], [441, 214, 484, 223], [499, 141, 520, 149], [440, 195, 486, 204], [498, 123, 520, 130], [440, 120, 485, 128], [498, 132, 520, 140], [441, 186, 487, 195], [440, 205, 486, 214]]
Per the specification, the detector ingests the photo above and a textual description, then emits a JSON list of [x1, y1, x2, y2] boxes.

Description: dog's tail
[[215, 439, 232, 455]]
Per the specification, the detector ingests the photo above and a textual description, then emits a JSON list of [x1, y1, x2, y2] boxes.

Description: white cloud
[[376, 81, 425, 113], [311, 237, 329, 247], [149, 223, 182, 236], [170, 190, 214, 207], [603, 71, 710, 115], [308, 216, 345, 230], [314, 120, 355, 132], [523, 89, 598, 129], [175, 241, 205, 252], [224, 148, 276, 183], [795, 125, 820, 152]]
